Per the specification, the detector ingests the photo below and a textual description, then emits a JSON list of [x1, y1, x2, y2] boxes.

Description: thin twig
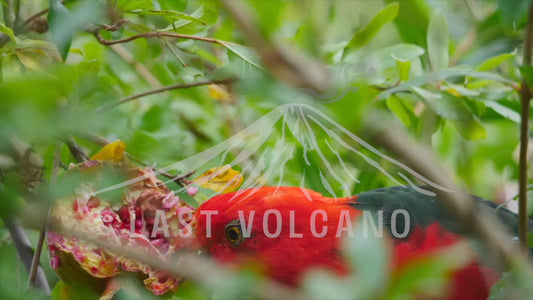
[[63, 136, 89, 162], [17, 1, 66, 33], [518, 4, 533, 253], [91, 30, 228, 46], [98, 19, 129, 32], [27, 226, 46, 288], [22, 8, 48, 28], [159, 170, 195, 187], [95, 78, 236, 111]]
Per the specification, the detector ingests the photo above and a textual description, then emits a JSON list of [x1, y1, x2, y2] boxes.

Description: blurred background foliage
[[1, 0, 533, 299]]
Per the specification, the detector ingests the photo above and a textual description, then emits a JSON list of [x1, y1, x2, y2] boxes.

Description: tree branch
[[367, 120, 529, 269], [22, 8, 48, 28], [95, 78, 236, 111], [518, 4, 533, 253]]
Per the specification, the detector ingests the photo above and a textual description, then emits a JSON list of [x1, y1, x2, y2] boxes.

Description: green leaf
[[527, 232, 533, 249], [454, 118, 487, 140], [465, 79, 494, 89], [344, 219, 389, 297], [50, 281, 64, 300], [360, 43, 425, 73], [393, 54, 411, 81], [385, 0, 430, 47], [386, 95, 417, 127], [476, 53, 515, 71], [464, 97, 486, 116], [498, 0, 529, 26], [385, 256, 453, 299], [427, 11, 449, 70], [48, 0, 72, 61], [0, 22, 16, 42], [378, 44, 426, 62], [385, 242, 479, 299], [160, 4, 218, 34], [385, 44, 425, 66], [444, 84, 480, 97], [343, 3, 399, 56], [221, 42, 264, 70], [489, 267, 533, 299], [484, 101, 521, 123], [378, 67, 513, 100], [172, 280, 209, 300], [48, 1, 103, 61], [303, 272, 355, 300], [519, 65, 533, 88], [412, 88, 473, 121], [141, 105, 165, 132], [117, 0, 153, 11]]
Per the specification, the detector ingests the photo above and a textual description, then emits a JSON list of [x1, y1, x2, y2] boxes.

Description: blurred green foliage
[[1, 0, 533, 299]]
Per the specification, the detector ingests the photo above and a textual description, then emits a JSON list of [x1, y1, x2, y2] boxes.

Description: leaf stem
[[95, 78, 236, 111]]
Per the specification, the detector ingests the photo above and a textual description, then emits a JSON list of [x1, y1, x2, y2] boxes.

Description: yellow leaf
[[193, 165, 243, 193], [208, 84, 232, 102], [91, 140, 126, 162], [15, 52, 41, 71], [445, 87, 462, 98], [70, 48, 83, 56]]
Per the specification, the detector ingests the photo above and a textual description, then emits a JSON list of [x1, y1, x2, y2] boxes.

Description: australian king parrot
[[193, 185, 532, 300]]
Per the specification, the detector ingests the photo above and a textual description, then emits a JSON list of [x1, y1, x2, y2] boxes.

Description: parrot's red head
[[194, 186, 358, 285]]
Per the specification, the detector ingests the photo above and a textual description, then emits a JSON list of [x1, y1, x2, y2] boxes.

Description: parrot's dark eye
[[225, 221, 244, 246]]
